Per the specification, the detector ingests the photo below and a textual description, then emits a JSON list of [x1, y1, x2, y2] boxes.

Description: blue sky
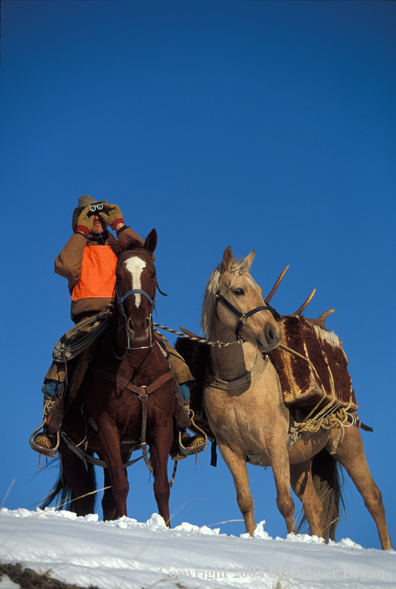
[[1, 1, 395, 550]]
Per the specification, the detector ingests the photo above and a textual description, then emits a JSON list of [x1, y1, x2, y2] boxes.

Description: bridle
[[113, 250, 157, 356], [215, 290, 280, 341]]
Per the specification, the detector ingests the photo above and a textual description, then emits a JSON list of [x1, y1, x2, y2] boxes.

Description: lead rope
[[153, 322, 242, 348]]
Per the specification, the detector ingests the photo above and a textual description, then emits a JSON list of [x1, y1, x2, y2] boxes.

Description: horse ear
[[221, 246, 234, 273], [144, 228, 158, 255], [244, 250, 255, 270]]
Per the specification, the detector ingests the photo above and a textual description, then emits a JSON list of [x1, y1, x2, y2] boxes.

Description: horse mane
[[201, 258, 252, 337]]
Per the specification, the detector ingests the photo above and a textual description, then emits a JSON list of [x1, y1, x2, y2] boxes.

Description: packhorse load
[[270, 314, 358, 413]]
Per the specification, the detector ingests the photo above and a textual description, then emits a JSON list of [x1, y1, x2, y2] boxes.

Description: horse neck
[[208, 321, 259, 381]]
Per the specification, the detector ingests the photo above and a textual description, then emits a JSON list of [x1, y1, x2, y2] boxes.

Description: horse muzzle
[[258, 322, 282, 352], [127, 317, 151, 341]]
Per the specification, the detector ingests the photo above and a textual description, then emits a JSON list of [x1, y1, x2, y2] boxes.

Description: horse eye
[[151, 273, 156, 279], [233, 288, 245, 296]]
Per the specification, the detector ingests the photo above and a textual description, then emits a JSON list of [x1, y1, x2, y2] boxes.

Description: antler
[[309, 308, 335, 327], [265, 265, 289, 303], [292, 288, 316, 315], [318, 308, 335, 323]]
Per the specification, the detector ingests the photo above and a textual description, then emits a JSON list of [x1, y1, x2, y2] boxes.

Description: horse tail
[[40, 455, 97, 513], [297, 448, 346, 541]]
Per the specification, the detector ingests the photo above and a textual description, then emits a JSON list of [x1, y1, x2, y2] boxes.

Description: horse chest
[[204, 387, 269, 452]]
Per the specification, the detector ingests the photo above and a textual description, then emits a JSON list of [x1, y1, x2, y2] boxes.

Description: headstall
[[114, 250, 157, 355], [215, 290, 280, 341]]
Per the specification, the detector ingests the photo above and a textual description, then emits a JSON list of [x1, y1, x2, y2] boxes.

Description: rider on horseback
[[31, 195, 203, 458]]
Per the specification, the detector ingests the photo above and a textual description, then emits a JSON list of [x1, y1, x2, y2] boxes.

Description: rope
[[279, 343, 353, 439], [153, 322, 242, 348], [53, 311, 112, 362], [61, 432, 143, 469], [279, 343, 327, 396]]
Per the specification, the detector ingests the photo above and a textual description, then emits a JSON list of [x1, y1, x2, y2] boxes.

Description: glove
[[76, 204, 95, 236], [99, 203, 124, 230]]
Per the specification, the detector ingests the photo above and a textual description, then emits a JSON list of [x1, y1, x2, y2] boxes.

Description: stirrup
[[177, 431, 207, 458], [29, 421, 60, 458], [186, 408, 208, 453]]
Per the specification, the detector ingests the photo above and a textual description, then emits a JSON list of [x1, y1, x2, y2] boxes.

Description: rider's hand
[[99, 203, 124, 230], [76, 204, 94, 236]]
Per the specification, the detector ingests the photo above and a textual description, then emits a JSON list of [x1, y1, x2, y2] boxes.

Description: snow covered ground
[[0, 508, 395, 589]]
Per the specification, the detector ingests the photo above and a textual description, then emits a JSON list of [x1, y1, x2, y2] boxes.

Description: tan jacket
[[55, 227, 144, 323], [54, 228, 193, 384]]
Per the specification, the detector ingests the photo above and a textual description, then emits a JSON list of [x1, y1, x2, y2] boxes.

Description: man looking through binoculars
[[30, 195, 203, 458]]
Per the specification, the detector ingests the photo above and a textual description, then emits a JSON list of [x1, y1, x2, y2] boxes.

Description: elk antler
[[292, 288, 316, 316], [265, 265, 289, 303], [318, 309, 335, 323], [306, 309, 335, 330]]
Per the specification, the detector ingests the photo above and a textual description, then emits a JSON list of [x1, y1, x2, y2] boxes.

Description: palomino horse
[[201, 246, 392, 549], [44, 229, 184, 524]]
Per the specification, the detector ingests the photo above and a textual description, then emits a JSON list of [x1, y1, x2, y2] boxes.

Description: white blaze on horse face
[[124, 257, 146, 307]]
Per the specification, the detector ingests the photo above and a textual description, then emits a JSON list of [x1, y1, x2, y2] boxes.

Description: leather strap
[[215, 291, 280, 340], [204, 352, 268, 392], [92, 364, 174, 397]]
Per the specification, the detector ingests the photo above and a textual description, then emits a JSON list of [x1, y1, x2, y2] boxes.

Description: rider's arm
[[54, 233, 87, 292], [116, 225, 144, 246]]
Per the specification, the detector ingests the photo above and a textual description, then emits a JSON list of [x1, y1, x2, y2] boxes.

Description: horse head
[[202, 245, 282, 352], [115, 228, 158, 343]]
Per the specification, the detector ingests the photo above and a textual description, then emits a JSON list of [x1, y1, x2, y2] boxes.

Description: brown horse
[[200, 246, 393, 549], [43, 229, 182, 525]]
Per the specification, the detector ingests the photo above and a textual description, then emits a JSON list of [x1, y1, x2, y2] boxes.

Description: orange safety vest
[[72, 246, 117, 301]]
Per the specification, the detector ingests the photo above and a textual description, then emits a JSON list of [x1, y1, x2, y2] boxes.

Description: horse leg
[[149, 436, 172, 527], [330, 424, 393, 550], [290, 460, 325, 539], [60, 443, 96, 516], [97, 420, 129, 519], [101, 464, 119, 521], [268, 444, 296, 535], [218, 443, 256, 535]]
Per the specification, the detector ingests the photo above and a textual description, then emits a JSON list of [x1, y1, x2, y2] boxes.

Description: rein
[[215, 290, 280, 341], [61, 431, 143, 469]]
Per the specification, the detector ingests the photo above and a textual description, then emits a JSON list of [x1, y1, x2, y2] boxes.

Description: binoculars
[[88, 203, 104, 215]]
